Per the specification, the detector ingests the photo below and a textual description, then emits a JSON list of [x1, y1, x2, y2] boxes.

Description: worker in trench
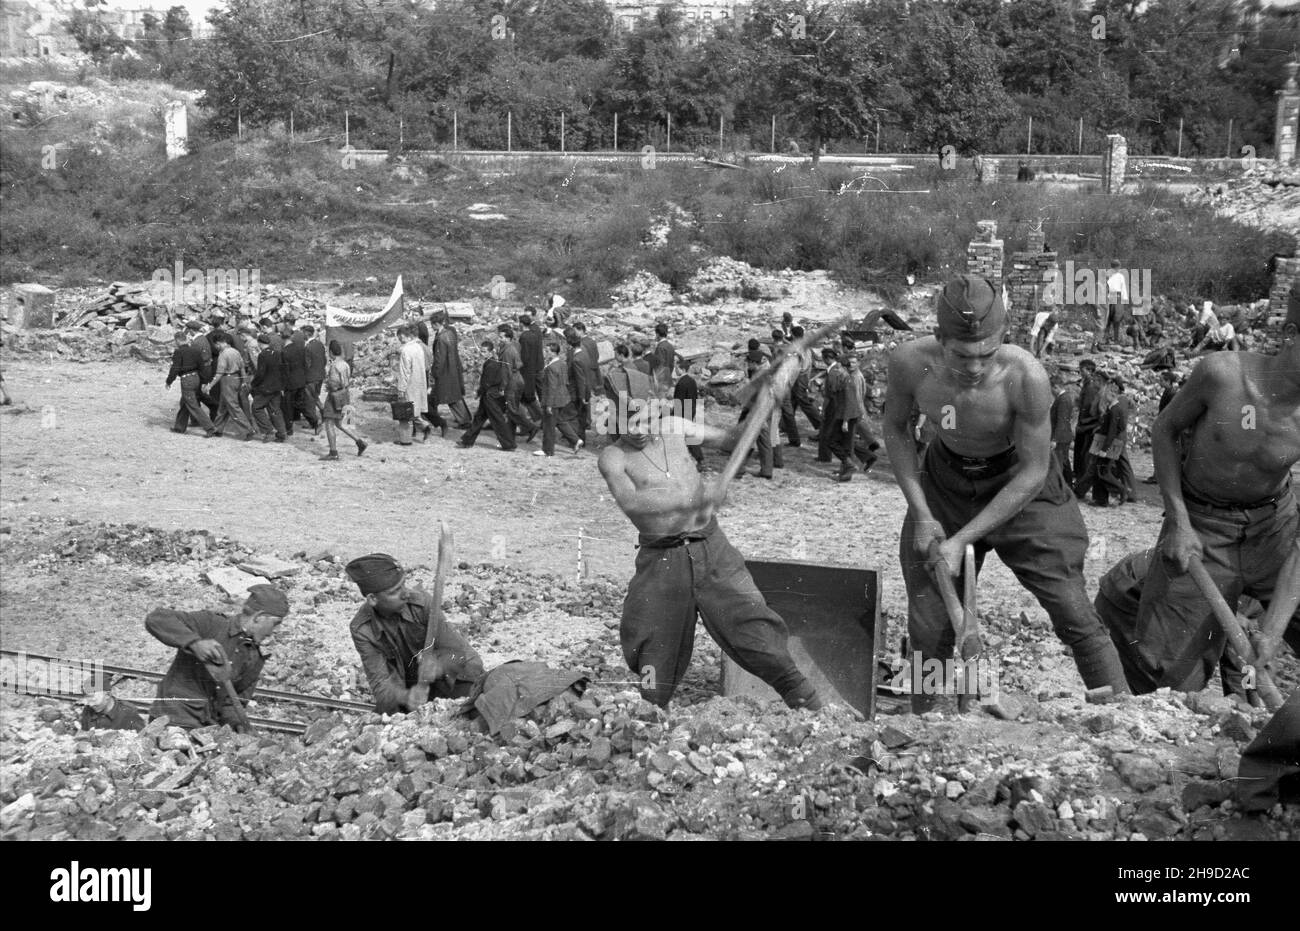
[[346, 554, 485, 713], [882, 275, 1130, 713], [144, 583, 291, 729], [596, 384, 824, 711], [1097, 280, 1300, 695]]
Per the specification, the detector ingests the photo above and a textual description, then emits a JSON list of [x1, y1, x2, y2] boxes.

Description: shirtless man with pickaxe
[[883, 275, 1130, 713], [1099, 281, 1300, 702]]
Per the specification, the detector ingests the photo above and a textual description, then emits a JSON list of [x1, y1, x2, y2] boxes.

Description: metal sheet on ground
[[720, 560, 880, 718]]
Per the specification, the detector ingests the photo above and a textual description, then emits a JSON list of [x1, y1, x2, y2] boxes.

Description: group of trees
[[67, 0, 1300, 158]]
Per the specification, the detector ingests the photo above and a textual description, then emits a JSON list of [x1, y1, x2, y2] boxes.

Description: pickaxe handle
[[1251, 539, 1300, 670], [1187, 556, 1283, 712], [927, 541, 982, 710], [219, 680, 255, 733]]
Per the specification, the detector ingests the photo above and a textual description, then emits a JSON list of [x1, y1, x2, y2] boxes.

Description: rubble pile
[[1184, 163, 1300, 238], [1, 515, 1295, 840], [1, 681, 1291, 841], [58, 281, 332, 332]]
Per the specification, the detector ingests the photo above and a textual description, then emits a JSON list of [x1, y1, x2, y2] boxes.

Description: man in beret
[[144, 584, 291, 729], [346, 554, 485, 713], [166, 327, 216, 436], [883, 275, 1129, 712], [1099, 280, 1300, 695]]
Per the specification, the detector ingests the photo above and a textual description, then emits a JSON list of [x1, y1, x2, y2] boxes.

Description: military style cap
[[346, 554, 404, 595], [244, 583, 290, 617], [936, 275, 1007, 341]]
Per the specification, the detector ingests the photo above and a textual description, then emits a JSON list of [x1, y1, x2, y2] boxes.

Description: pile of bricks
[[1005, 225, 1059, 321], [1268, 256, 1299, 321], [966, 220, 1004, 284]]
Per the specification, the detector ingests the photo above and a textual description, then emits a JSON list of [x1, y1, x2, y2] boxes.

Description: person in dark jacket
[[535, 340, 583, 456], [817, 347, 846, 464], [430, 313, 472, 428], [565, 327, 593, 440], [250, 333, 287, 442], [458, 339, 517, 451], [166, 327, 216, 436], [280, 328, 320, 435], [144, 584, 290, 730], [786, 325, 822, 445], [650, 322, 675, 396], [496, 325, 537, 441], [1049, 371, 1076, 485], [574, 321, 601, 393], [346, 554, 485, 713], [1072, 359, 1101, 489], [78, 676, 145, 731], [518, 311, 545, 420], [674, 363, 704, 468], [304, 325, 327, 405]]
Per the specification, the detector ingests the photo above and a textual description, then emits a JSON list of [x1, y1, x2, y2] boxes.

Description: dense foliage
[[65, 0, 1300, 158]]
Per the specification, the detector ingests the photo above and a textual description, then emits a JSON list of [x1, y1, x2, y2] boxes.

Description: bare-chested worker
[[1100, 281, 1300, 694], [598, 392, 823, 711], [883, 275, 1129, 712]]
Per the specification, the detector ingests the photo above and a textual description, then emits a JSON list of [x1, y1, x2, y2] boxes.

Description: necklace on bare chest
[[639, 438, 671, 478]]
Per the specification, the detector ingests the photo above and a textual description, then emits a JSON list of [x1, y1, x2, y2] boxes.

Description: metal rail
[[32, 690, 308, 736], [0, 649, 372, 715]]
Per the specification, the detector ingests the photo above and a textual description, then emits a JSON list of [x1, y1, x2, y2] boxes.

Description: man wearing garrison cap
[[1097, 279, 1300, 697], [144, 584, 291, 728], [346, 554, 485, 713], [883, 275, 1129, 711]]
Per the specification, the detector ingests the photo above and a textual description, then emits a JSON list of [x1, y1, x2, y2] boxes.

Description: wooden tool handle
[[424, 521, 453, 653], [927, 540, 966, 633], [1187, 556, 1283, 712], [713, 316, 850, 502], [1187, 557, 1256, 665]]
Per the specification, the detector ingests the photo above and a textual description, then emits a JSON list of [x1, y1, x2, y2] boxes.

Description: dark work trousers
[[422, 391, 447, 431], [816, 398, 836, 462], [430, 398, 472, 428], [460, 393, 516, 450], [900, 440, 1129, 711], [1103, 483, 1300, 696], [1072, 425, 1097, 486], [1094, 548, 1249, 698], [282, 386, 319, 433], [740, 405, 782, 477], [778, 395, 799, 444], [212, 376, 255, 438], [1053, 441, 1074, 486], [503, 394, 537, 435], [252, 391, 286, 440], [829, 417, 860, 473], [174, 373, 215, 434], [574, 394, 591, 441], [542, 403, 581, 455], [790, 374, 822, 442], [622, 518, 819, 709], [238, 378, 254, 423], [520, 373, 543, 422]]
